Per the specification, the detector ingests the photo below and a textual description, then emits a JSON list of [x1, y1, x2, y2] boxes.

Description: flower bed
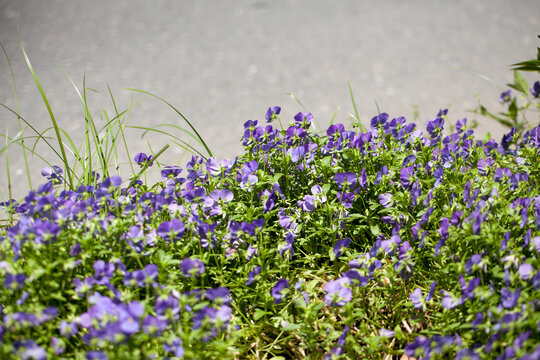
[[1, 103, 539, 359]]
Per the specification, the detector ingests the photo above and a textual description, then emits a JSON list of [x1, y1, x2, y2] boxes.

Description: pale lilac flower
[[324, 277, 352, 307]]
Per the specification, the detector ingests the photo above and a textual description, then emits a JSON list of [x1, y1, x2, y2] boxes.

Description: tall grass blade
[[19, 41, 73, 188], [347, 81, 367, 132], [107, 85, 136, 176], [1, 41, 32, 189], [126, 88, 213, 158]]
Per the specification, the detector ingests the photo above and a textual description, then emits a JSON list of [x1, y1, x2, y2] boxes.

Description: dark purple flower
[[93, 260, 115, 286], [337, 191, 355, 208], [278, 232, 295, 257], [342, 270, 369, 287], [359, 168, 367, 189], [293, 112, 313, 128], [465, 254, 483, 274], [370, 113, 388, 128], [271, 279, 290, 304], [460, 275, 480, 300], [246, 266, 261, 286], [426, 281, 437, 302], [531, 80, 540, 98], [134, 153, 153, 167], [324, 277, 352, 307], [265, 106, 281, 122], [499, 89, 511, 103], [333, 238, 351, 257], [426, 117, 444, 138], [180, 258, 205, 278], [501, 287, 520, 309], [4, 273, 26, 290], [161, 166, 182, 179]]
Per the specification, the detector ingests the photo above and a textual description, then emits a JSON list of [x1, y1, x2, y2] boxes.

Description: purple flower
[[278, 232, 295, 257], [499, 89, 511, 103], [359, 168, 367, 189], [370, 113, 388, 128], [206, 287, 230, 304], [93, 260, 115, 286], [324, 277, 352, 307], [426, 281, 437, 302], [460, 275, 480, 301], [246, 266, 261, 286], [400, 165, 414, 188], [293, 112, 313, 128], [4, 273, 26, 290], [134, 153, 153, 167], [465, 254, 483, 274], [119, 301, 145, 335], [410, 288, 424, 310], [271, 279, 290, 304], [378, 193, 393, 208], [337, 191, 355, 208], [333, 238, 351, 257], [157, 219, 185, 241], [380, 328, 395, 338], [142, 315, 167, 336], [180, 258, 205, 278], [298, 194, 316, 212], [518, 263, 534, 281], [426, 117, 444, 137], [15, 339, 47, 360], [265, 106, 281, 122], [334, 172, 357, 189], [501, 287, 520, 309], [164, 338, 184, 358], [161, 166, 182, 179], [342, 270, 369, 287], [41, 165, 63, 184], [59, 320, 78, 338], [441, 290, 458, 309], [531, 80, 540, 98]]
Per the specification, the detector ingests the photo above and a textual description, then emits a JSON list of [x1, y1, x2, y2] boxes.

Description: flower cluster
[[1, 101, 539, 358]]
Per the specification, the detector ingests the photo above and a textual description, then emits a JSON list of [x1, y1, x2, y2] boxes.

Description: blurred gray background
[[1, 0, 539, 201]]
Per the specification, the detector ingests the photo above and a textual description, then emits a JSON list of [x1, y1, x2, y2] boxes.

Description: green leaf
[[253, 309, 268, 321], [513, 71, 529, 94]]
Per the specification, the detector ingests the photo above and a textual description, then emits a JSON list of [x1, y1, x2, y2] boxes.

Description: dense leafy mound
[[1, 106, 539, 359]]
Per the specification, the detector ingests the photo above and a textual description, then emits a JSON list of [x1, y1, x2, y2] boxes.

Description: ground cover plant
[[0, 43, 540, 359]]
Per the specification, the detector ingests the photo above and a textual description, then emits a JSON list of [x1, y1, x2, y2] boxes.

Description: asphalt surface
[[1, 0, 539, 201]]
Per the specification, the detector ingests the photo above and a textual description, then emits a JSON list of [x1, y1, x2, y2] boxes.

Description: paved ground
[[1, 0, 539, 201]]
